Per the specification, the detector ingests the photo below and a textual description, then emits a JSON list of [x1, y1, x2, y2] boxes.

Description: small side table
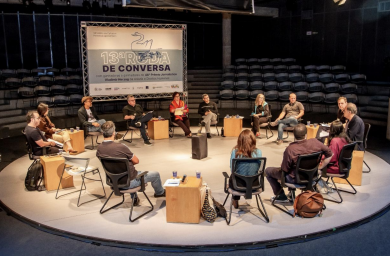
[[148, 120, 169, 140], [306, 125, 320, 140], [224, 117, 243, 137], [166, 176, 202, 223], [64, 129, 85, 154], [40, 155, 74, 191]]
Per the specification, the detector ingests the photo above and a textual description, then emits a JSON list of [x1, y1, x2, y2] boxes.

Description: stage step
[[0, 109, 24, 118], [0, 115, 26, 125]]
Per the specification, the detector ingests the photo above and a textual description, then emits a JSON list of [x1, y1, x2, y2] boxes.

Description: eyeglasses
[[174, 95, 180, 98]]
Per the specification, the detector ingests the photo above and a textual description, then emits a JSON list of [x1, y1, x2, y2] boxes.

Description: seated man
[[271, 93, 304, 145], [122, 95, 153, 146], [343, 103, 364, 151], [316, 96, 348, 142], [78, 96, 106, 133], [197, 93, 218, 139], [96, 121, 165, 205], [24, 111, 59, 156], [265, 124, 333, 202]]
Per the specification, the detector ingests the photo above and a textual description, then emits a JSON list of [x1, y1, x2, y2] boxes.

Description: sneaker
[[135, 122, 141, 127], [271, 194, 290, 203], [144, 140, 152, 146], [154, 189, 166, 198], [287, 191, 295, 202], [256, 132, 260, 137], [207, 133, 211, 139], [276, 139, 283, 145], [132, 196, 140, 206], [270, 121, 279, 127]]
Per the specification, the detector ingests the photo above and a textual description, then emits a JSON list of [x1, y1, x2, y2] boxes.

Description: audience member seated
[[122, 95, 153, 146], [198, 93, 218, 139], [344, 103, 364, 151], [270, 93, 304, 145], [24, 111, 59, 156], [251, 93, 269, 138], [316, 96, 348, 143], [265, 124, 333, 202], [229, 129, 262, 209], [170, 92, 192, 137], [317, 120, 352, 193], [96, 121, 165, 204], [78, 96, 106, 133], [37, 103, 74, 152]]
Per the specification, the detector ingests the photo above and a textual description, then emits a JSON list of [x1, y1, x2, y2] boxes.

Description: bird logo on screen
[[131, 32, 162, 62]]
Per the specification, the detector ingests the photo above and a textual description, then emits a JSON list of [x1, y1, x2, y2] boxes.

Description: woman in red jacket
[[169, 92, 192, 137]]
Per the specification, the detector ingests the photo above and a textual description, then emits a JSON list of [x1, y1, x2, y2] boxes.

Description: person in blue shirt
[[229, 129, 262, 209]]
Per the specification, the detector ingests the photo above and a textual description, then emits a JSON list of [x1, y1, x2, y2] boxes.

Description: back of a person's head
[[235, 129, 256, 158], [101, 121, 115, 138], [330, 120, 351, 143], [293, 123, 307, 140], [346, 103, 357, 114]]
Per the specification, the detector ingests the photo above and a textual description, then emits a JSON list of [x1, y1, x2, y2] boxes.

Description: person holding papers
[[251, 93, 269, 138], [197, 93, 218, 139], [123, 95, 153, 146], [37, 103, 74, 152], [170, 92, 192, 137]]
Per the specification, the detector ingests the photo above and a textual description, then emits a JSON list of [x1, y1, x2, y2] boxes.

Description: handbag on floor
[[212, 198, 227, 218], [25, 161, 44, 191], [200, 185, 217, 222], [293, 191, 324, 218]]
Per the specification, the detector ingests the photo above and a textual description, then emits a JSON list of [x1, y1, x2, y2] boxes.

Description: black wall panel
[[35, 14, 51, 67], [0, 14, 7, 68], [64, 16, 80, 68], [19, 15, 37, 68], [4, 15, 21, 68], [50, 15, 66, 69]]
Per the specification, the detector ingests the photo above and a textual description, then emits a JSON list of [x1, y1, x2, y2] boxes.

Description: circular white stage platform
[[0, 129, 388, 250]]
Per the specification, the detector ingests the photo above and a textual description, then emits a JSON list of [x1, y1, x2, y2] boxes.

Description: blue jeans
[[129, 112, 153, 142], [88, 119, 106, 132], [128, 171, 164, 197], [277, 116, 298, 140]]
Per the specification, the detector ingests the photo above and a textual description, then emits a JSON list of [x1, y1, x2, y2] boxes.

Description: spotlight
[[66, 0, 71, 6], [334, 0, 346, 6]]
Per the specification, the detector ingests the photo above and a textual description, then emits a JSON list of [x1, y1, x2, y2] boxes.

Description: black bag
[[25, 161, 44, 191], [212, 198, 227, 218]]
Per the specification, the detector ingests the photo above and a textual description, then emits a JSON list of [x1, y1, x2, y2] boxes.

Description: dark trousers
[[130, 112, 153, 142], [265, 167, 296, 195], [174, 117, 191, 136], [252, 116, 268, 134]]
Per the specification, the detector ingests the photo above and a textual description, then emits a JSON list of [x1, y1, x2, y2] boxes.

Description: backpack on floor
[[25, 161, 44, 191], [293, 191, 324, 218]]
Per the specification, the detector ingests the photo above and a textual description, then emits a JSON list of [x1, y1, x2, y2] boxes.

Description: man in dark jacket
[[197, 94, 218, 138], [78, 96, 106, 132], [344, 103, 365, 151]]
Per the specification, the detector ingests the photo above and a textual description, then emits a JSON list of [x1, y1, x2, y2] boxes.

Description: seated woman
[[37, 103, 74, 152], [169, 92, 192, 137], [251, 93, 269, 137], [229, 129, 262, 208], [317, 120, 351, 192]]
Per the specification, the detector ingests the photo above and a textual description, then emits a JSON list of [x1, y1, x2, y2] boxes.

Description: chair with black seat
[[272, 152, 323, 217], [55, 156, 106, 207], [249, 81, 263, 90], [343, 94, 358, 104], [318, 142, 357, 203], [122, 120, 140, 143], [17, 69, 30, 78], [222, 72, 235, 81], [237, 73, 249, 82], [46, 68, 60, 76], [274, 65, 287, 73], [224, 65, 235, 73], [319, 73, 334, 83], [18, 87, 35, 98], [258, 58, 270, 65], [250, 65, 262, 73], [262, 65, 274, 73], [351, 74, 366, 84], [293, 82, 309, 91], [222, 157, 269, 225], [275, 72, 289, 82], [99, 157, 153, 222], [334, 74, 350, 83], [340, 83, 357, 94], [304, 65, 317, 73], [235, 58, 246, 65], [263, 72, 276, 82], [282, 58, 296, 65], [38, 76, 53, 86], [305, 73, 319, 83], [331, 65, 346, 74], [317, 65, 331, 73], [236, 65, 248, 73], [289, 73, 304, 82], [220, 81, 234, 90], [264, 90, 279, 101], [197, 114, 219, 136], [54, 75, 69, 85], [247, 58, 259, 66], [5, 78, 21, 88], [356, 123, 371, 173], [270, 58, 282, 65], [249, 73, 262, 82], [22, 129, 49, 171], [288, 65, 301, 73], [82, 124, 102, 150], [22, 77, 37, 87], [250, 104, 274, 139]]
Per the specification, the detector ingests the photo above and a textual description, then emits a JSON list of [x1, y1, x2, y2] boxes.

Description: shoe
[[271, 194, 290, 203], [132, 196, 140, 206], [276, 139, 283, 145], [270, 121, 279, 127], [114, 133, 124, 140], [232, 199, 239, 209], [135, 122, 141, 127], [207, 133, 211, 139], [186, 133, 192, 138], [256, 132, 260, 137], [287, 191, 295, 202], [154, 189, 166, 198], [144, 140, 152, 146]]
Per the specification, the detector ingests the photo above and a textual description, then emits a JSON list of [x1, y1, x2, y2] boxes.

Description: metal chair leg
[[222, 193, 230, 206], [76, 170, 106, 207], [363, 160, 371, 173], [129, 192, 154, 222], [323, 177, 343, 203], [100, 192, 125, 214], [271, 188, 294, 217], [265, 124, 274, 139], [255, 194, 269, 223], [225, 197, 233, 225], [123, 129, 134, 143]]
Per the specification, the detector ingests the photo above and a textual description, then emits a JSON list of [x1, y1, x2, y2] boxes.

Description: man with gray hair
[[96, 121, 165, 205], [343, 103, 364, 151], [197, 94, 218, 138]]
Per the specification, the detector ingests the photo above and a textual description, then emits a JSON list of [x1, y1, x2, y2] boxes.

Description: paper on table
[[174, 107, 184, 116], [47, 139, 63, 148], [319, 131, 329, 138], [164, 179, 180, 187]]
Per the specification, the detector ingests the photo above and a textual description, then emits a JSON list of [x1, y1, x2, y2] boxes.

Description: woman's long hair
[[329, 120, 352, 144], [37, 103, 48, 117], [234, 129, 257, 158], [255, 94, 265, 107]]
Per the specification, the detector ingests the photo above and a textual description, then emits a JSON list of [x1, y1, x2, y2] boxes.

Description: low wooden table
[[148, 120, 169, 140], [63, 129, 85, 154], [40, 155, 74, 191], [166, 176, 202, 224], [224, 117, 243, 137], [306, 125, 320, 139], [334, 150, 364, 186]]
